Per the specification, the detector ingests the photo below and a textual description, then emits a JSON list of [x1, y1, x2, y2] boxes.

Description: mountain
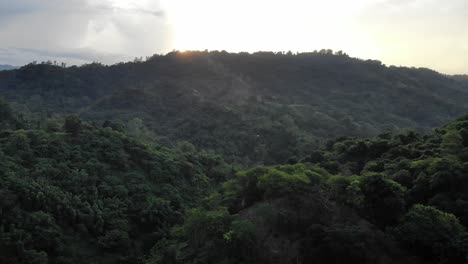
[[0, 51, 467, 165], [0, 51, 468, 264], [0, 64, 17, 71]]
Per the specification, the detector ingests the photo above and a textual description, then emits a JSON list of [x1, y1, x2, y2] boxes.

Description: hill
[[2, 97, 468, 263], [0, 51, 467, 165], [0, 100, 231, 264], [151, 115, 468, 264], [452, 75, 468, 86]]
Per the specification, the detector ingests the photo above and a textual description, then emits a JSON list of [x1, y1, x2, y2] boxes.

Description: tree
[[393, 205, 467, 262], [0, 99, 21, 129], [98, 229, 131, 251], [359, 174, 406, 227], [441, 130, 464, 157], [63, 115, 82, 137]]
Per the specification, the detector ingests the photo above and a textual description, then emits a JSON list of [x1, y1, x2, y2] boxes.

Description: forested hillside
[[452, 75, 468, 87], [1, 51, 468, 264], [0, 101, 232, 264], [2, 96, 468, 263], [1, 51, 467, 164], [150, 115, 468, 264]]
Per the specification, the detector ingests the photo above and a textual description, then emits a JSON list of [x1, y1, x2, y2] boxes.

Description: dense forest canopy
[[0, 100, 232, 264], [2, 99, 468, 263], [1, 51, 467, 165], [148, 115, 468, 264], [1, 50, 468, 264]]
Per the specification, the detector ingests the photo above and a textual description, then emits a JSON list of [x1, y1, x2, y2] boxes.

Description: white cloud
[[0, 0, 171, 65]]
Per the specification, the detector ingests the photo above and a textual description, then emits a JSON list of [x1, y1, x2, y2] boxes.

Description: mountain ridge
[[0, 64, 18, 71], [0, 51, 467, 164]]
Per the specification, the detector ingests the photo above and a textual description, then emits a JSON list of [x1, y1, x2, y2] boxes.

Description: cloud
[[0, 47, 130, 65], [0, 0, 170, 66], [92, 4, 165, 17], [0, 0, 165, 17], [0, 44, 162, 67]]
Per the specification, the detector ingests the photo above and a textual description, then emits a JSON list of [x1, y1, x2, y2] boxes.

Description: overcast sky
[[0, 0, 467, 74]]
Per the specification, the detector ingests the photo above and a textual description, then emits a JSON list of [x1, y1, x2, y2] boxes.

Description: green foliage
[[224, 219, 256, 243], [0, 106, 231, 264], [257, 166, 311, 197], [224, 164, 329, 213], [393, 205, 467, 262], [327, 175, 363, 207], [2, 58, 468, 263], [63, 115, 82, 136], [149, 207, 258, 264], [149, 115, 468, 264], [1, 51, 468, 165], [98, 229, 131, 251], [359, 174, 406, 227], [441, 130, 464, 156], [0, 98, 23, 129]]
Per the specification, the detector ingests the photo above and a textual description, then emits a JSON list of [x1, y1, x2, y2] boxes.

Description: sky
[[0, 0, 467, 74]]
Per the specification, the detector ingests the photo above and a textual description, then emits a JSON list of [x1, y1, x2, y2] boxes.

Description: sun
[[159, 0, 368, 53], [161, 0, 291, 52]]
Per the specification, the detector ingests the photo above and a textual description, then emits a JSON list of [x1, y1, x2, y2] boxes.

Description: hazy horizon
[[1, 0, 467, 74]]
